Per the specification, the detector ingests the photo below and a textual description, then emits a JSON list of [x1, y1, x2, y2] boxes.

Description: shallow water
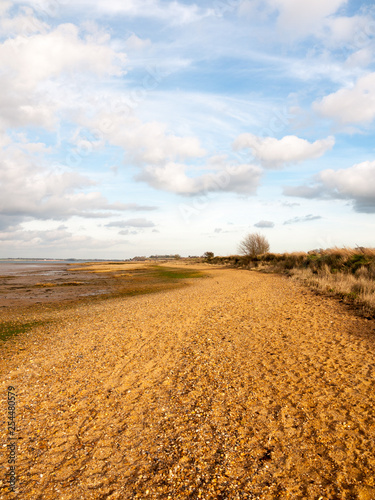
[[0, 262, 85, 276]]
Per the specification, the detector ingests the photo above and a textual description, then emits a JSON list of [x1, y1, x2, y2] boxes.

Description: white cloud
[[314, 72, 375, 124], [238, 1, 270, 19], [125, 34, 152, 51], [0, 23, 126, 130], [254, 220, 275, 228], [284, 161, 375, 213], [316, 12, 375, 63], [119, 229, 138, 236], [0, 134, 156, 229], [345, 47, 373, 68], [106, 219, 155, 228], [271, 0, 347, 37], [319, 161, 375, 211], [233, 133, 335, 168], [14, 0, 211, 26], [0, 226, 124, 251], [0, 6, 49, 36], [239, 0, 348, 39], [82, 110, 206, 166], [323, 14, 372, 47], [0, 0, 11, 16], [1, 24, 125, 86], [283, 214, 322, 225], [136, 160, 262, 195]]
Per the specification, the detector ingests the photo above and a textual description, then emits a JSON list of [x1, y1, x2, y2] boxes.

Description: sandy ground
[[1, 265, 375, 499]]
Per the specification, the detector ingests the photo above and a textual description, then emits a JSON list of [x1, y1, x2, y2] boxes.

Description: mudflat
[[1, 264, 375, 499], [0, 262, 153, 308]]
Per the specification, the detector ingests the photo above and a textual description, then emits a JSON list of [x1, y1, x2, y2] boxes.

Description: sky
[[0, 0, 375, 259]]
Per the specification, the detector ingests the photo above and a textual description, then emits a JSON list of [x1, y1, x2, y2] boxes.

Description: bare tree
[[238, 232, 270, 257], [203, 251, 214, 260]]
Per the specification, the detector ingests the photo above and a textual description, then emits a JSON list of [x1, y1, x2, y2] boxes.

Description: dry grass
[[324, 246, 375, 258], [290, 266, 375, 315], [208, 247, 375, 316]]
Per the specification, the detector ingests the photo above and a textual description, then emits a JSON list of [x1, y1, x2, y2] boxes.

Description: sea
[[0, 261, 87, 277]]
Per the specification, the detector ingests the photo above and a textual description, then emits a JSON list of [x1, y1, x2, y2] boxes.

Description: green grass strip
[[0, 320, 48, 342]]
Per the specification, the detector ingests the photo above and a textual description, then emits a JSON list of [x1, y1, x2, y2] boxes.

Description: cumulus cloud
[[5, 23, 125, 81], [0, 22, 126, 130], [136, 161, 263, 195], [254, 220, 275, 228], [284, 161, 375, 213], [314, 72, 375, 124], [233, 133, 335, 168], [283, 214, 322, 225]]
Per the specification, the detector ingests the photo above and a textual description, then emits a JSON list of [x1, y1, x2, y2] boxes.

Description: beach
[[1, 263, 375, 499]]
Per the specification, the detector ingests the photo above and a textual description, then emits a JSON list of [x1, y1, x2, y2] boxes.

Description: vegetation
[[205, 247, 375, 317], [149, 266, 205, 280], [238, 232, 270, 257], [146, 254, 182, 260], [0, 320, 48, 342]]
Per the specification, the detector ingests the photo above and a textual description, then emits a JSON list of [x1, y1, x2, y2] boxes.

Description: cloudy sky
[[1, 0, 375, 258]]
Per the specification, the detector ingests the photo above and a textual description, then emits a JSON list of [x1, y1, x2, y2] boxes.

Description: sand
[[1, 264, 375, 499]]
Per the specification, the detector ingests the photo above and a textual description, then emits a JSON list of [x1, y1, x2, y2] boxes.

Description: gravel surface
[[1, 265, 375, 499]]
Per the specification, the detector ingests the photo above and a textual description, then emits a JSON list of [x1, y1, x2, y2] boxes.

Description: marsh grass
[[149, 266, 205, 280], [0, 320, 48, 342]]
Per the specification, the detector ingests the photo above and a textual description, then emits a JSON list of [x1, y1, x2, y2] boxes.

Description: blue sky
[[0, 0, 375, 258]]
